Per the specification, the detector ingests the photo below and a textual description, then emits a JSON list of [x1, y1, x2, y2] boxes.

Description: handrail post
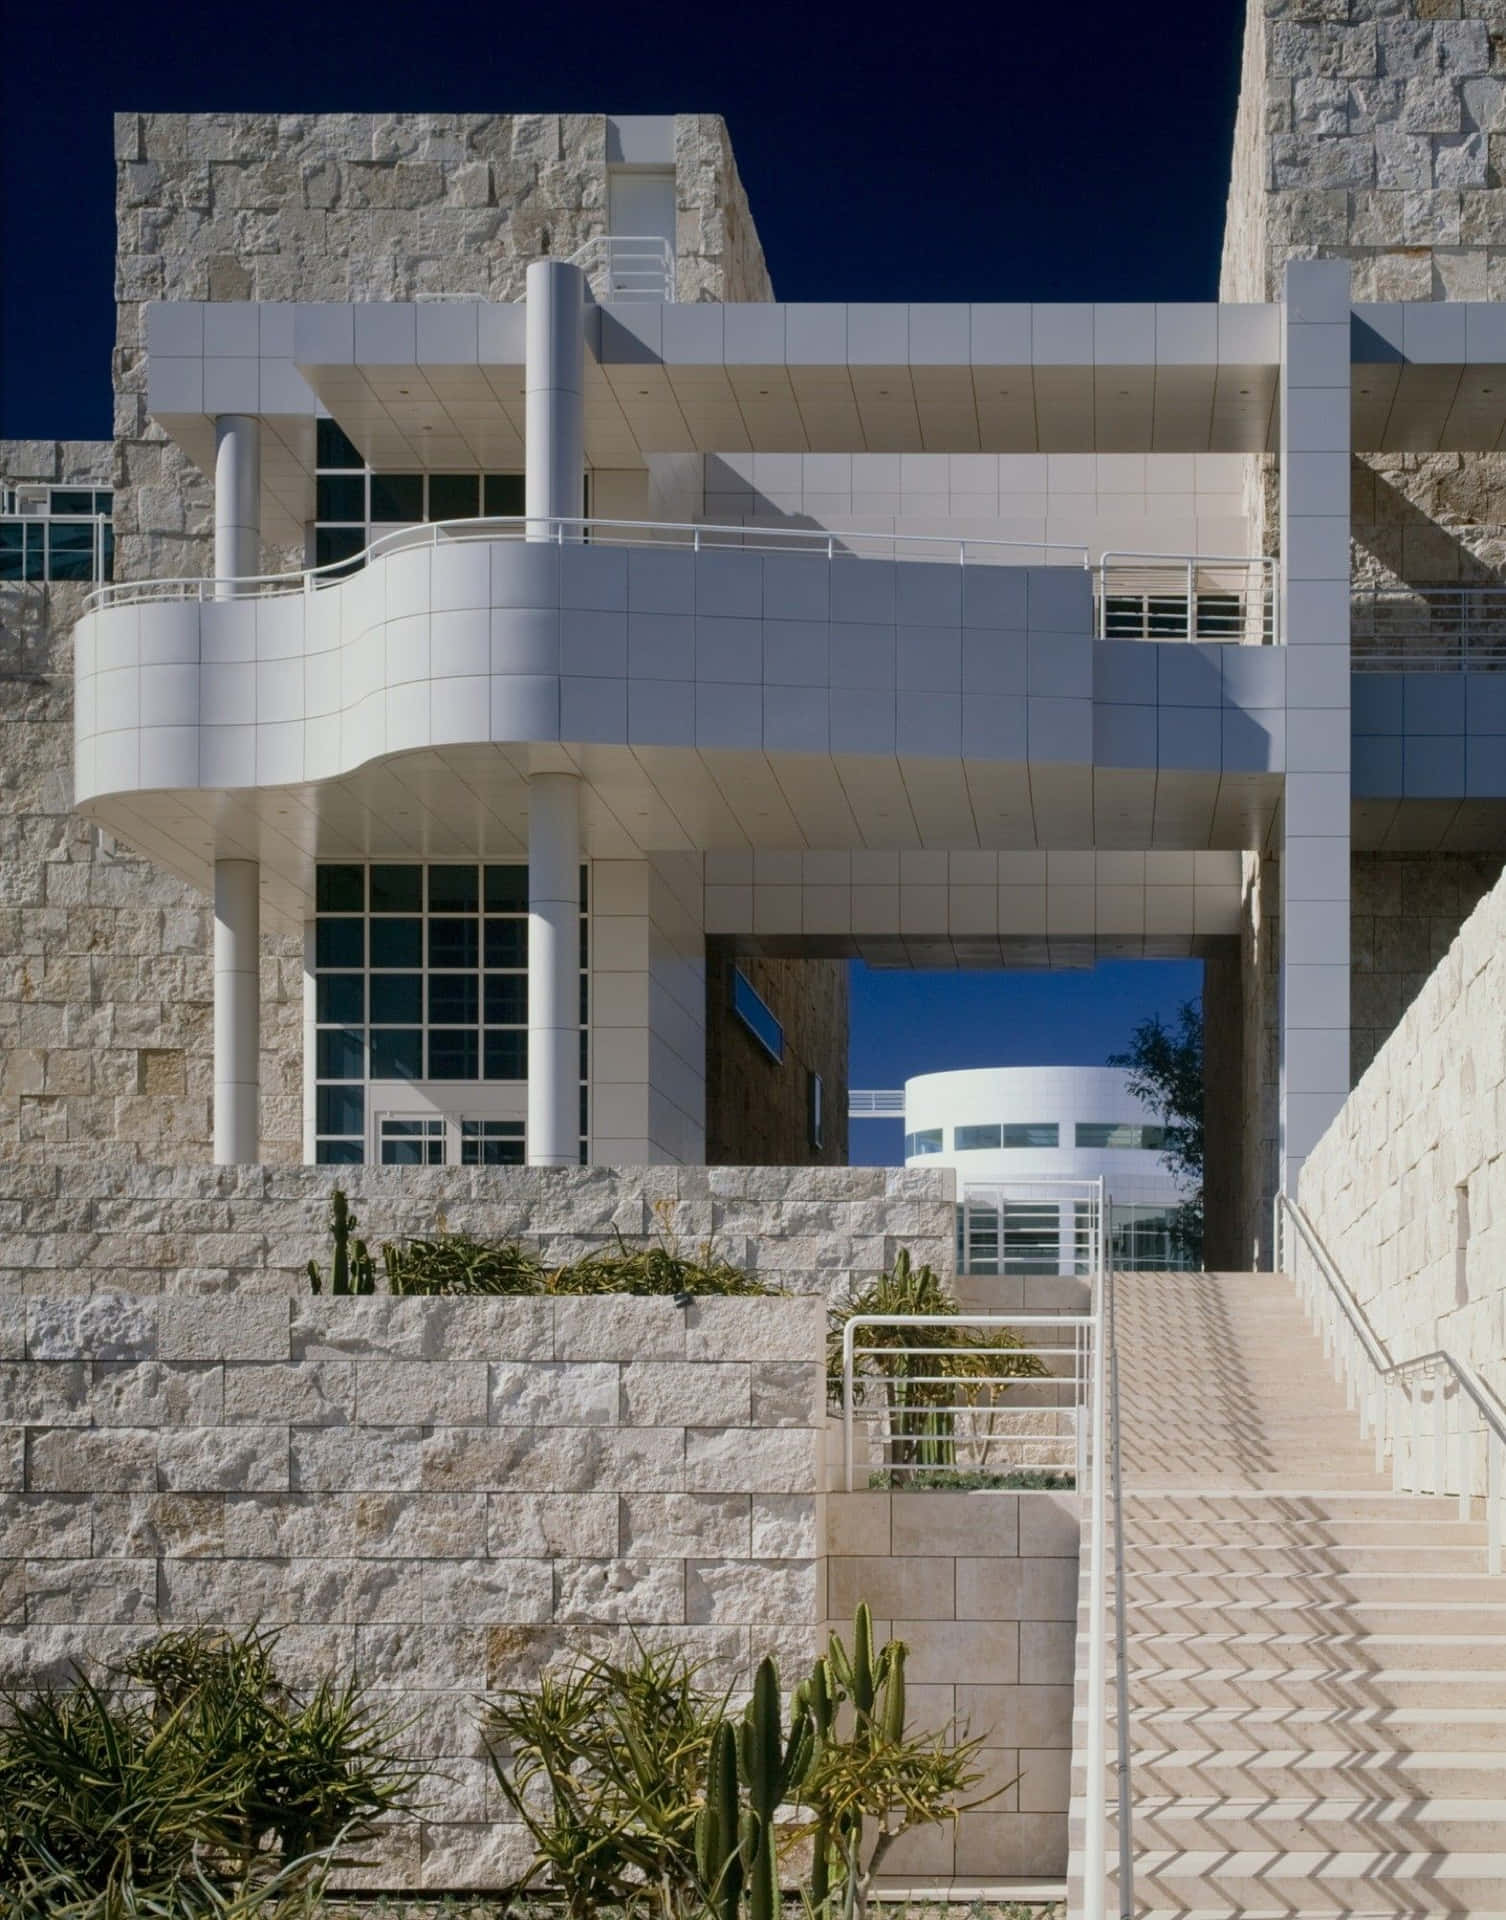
[[843, 1318, 856, 1495]]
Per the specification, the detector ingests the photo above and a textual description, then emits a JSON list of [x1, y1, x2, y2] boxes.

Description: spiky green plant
[[734, 1657, 813, 1920], [306, 1188, 377, 1296]]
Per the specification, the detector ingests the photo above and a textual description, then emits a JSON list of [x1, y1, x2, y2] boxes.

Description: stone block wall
[[826, 1491, 1078, 1881], [1300, 857, 1506, 1413], [0, 1162, 957, 1300], [0, 1287, 827, 1889]]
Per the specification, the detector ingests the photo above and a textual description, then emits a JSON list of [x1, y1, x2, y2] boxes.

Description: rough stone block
[[0, 1363, 91, 1426], [27, 1428, 156, 1493], [619, 1492, 750, 1557], [91, 1492, 224, 1558], [157, 1425, 288, 1492], [291, 1425, 423, 1492], [685, 1296, 823, 1361], [160, 1297, 289, 1361], [421, 1557, 553, 1624], [553, 1557, 686, 1624], [0, 1493, 93, 1559], [25, 1558, 157, 1624], [28, 1296, 156, 1361], [356, 1360, 488, 1426], [489, 1360, 618, 1426], [91, 1361, 224, 1427], [685, 1426, 820, 1494], [352, 1491, 489, 1559], [487, 1491, 619, 1558], [620, 1362, 750, 1427], [687, 1558, 819, 1625], [552, 1296, 685, 1361], [223, 1361, 353, 1426]]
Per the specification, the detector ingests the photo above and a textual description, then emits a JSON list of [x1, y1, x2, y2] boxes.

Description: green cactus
[[795, 1656, 838, 1906], [694, 1718, 744, 1920], [306, 1186, 377, 1296], [734, 1655, 813, 1920]]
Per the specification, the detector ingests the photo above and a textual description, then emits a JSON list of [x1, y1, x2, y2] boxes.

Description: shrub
[[0, 1627, 416, 1919], [308, 1189, 778, 1299]]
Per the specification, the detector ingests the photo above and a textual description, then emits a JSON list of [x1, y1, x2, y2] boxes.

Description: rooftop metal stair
[[1069, 1269, 1506, 1919]]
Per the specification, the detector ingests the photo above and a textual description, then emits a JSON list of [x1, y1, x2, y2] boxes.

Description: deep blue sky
[[1, 0, 1245, 1155]]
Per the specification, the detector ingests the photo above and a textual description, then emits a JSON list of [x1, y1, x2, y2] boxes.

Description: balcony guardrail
[[847, 1089, 905, 1117], [569, 234, 677, 303], [84, 518, 1274, 653], [1352, 584, 1506, 670], [961, 1175, 1107, 1278], [1096, 551, 1276, 645]]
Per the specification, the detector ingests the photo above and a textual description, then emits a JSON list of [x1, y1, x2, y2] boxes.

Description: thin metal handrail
[[1095, 549, 1277, 645], [569, 233, 676, 302], [1351, 584, 1506, 671], [1107, 1265, 1133, 1920], [1277, 1190, 1506, 1570]]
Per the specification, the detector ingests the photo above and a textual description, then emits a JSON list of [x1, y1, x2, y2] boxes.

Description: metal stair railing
[[1277, 1190, 1506, 1571]]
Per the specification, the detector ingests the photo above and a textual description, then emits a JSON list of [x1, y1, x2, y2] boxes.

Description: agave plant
[[828, 1250, 1048, 1474]]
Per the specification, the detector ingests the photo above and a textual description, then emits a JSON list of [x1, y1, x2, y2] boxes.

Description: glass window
[[906, 1128, 943, 1158], [316, 473, 365, 522], [732, 968, 783, 1063], [429, 918, 478, 969], [316, 975, 363, 1023], [955, 1123, 1002, 1151], [484, 473, 525, 516], [485, 919, 527, 969], [370, 865, 422, 913], [461, 1119, 525, 1166], [484, 975, 526, 1025], [52, 490, 95, 515], [370, 473, 424, 523], [1003, 1123, 1058, 1148], [370, 918, 422, 968], [314, 526, 365, 571], [316, 866, 364, 912], [370, 974, 422, 1024], [808, 1072, 824, 1151], [429, 1029, 479, 1079], [317, 1084, 364, 1136], [46, 522, 95, 581], [1076, 1122, 1166, 1150], [428, 866, 479, 912], [380, 1117, 445, 1166], [94, 490, 114, 516], [428, 974, 478, 1025], [370, 1029, 422, 1080], [0, 523, 25, 582], [428, 473, 480, 520], [316, 1139, 363, 1164], [315, 918, 363, 969], [484, 864, 529, 912], [317, 419, 365, 469], [485, 1030, 528, 1081], [316, 1028, 364, 1080]]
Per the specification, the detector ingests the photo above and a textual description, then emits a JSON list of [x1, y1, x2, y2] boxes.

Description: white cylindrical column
[[214, 414, 261, 598], [213, 859, 261, 1164], [528, 774, 582, 1166], [301, 921, 318, 1166], [525, 260, 586, 540]]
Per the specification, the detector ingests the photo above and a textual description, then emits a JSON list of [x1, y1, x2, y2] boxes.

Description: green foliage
[[0, 1628, 416, 1919], [867, 1466, 1074, 1492], [306, 1189, 377, 1297], [732, 1658, 814, 1920], [1108, 997, 1204, 1260], [308, 1192, 777, 1300], [828, 1251, 1048, 1471], [795, 1605, 1004, 1920]]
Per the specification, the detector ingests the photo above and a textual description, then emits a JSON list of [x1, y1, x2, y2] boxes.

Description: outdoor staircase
[[1071, 1269, 1506, 1919]]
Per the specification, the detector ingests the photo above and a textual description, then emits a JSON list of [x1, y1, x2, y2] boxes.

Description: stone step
[[1116, 1516, 1488, 1548], [1121, 1492, 1474, 1520], [1118, 1846, 1506, 1913], [1121, 1542, 1490, 1574], [1124, 1664, 1506, 1711], [1122, 1632, 1506, 1672], [1101, 1597, 1506, 1635], [1122, 1473, 1399, 1492], [1111, 1569, 1506, 1604], [1075, 1746, 1506, 1801], [1126, 1796, 1506, 1854], [1112, 1704, 1506, 1752]]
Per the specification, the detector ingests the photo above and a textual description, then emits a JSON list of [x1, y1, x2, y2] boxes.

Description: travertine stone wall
[[0, 1288, 827, 1889], [0, 1163, 957, 1300], [1300, 858, 1506, 1412], [826, 1491, 1078, 1880]]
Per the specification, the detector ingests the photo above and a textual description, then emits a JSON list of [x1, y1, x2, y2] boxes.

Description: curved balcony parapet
[[74, 519, 1282, 810]]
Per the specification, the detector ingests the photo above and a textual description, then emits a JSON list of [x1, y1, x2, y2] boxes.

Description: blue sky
[[0, 0, 1246, 1142]]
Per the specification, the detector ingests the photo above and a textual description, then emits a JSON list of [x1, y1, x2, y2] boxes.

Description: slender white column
[[213, 859, 261, 1164], [214, 414, 261, 598], [301, 921, 318, 1166], [528, 774, 582, 1166], [1278, 257, 1352, 1203], [525, 260, 586, 540]]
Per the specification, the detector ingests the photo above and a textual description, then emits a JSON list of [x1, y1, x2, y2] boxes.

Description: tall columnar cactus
[[735, 1656, 813, 1920], [306, 1186, 377, 1296], [694, 1718, 745, 1920], [813, 1602, 911, 1912], [796, 1654, 838, 1905]]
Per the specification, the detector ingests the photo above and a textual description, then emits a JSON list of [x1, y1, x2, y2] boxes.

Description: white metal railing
[[1352, 584, 1506, 670], [848, 1089, 905, 1117], [570, 234, 676, 303], [1277, 1191, 1506, 1572], [1095, 552, 1276, 645], [961, 1176, 1107, 1279]]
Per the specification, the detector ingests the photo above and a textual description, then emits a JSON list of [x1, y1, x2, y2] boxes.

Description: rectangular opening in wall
[[732, 968, 784, 1063], [808, 1071, 823, 1151]]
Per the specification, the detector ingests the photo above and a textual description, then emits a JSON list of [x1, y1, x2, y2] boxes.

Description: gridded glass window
[[905, 1128, 943, 1158], [0, 485, 112, 583], [310, 425, 525, 578], [1075, 1122, 1167, 1150], [461, 1119, 525, 1166], [1003, 1123, 1059, 1148], [954, 1123, 1002, 1151], [380, 1117, 446, 1166], [312, 861, 588, 1164]]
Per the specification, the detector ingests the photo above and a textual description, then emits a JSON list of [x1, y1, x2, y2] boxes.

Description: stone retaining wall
[[1300, 859, 1506, 1417], [826, 1491, 1078, 1882], [0, 1162, 957, 1300], [0, 1288, 826, 1889]]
